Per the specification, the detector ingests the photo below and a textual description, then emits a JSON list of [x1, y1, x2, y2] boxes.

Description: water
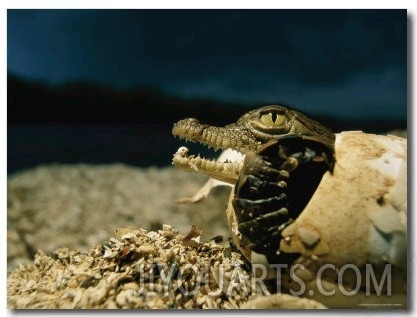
[[7, 124, 183, 174]]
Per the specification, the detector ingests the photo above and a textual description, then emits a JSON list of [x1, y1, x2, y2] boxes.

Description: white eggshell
[[279, 131, 407, 269]]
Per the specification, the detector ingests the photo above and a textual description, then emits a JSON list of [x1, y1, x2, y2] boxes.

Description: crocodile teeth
[[172, 146, 244, 185]]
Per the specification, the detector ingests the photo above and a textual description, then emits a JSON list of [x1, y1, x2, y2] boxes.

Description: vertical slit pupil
[[271, 112, 278, 123]]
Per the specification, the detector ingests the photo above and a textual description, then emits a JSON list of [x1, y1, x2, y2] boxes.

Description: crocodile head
[[171, 105, 335, 184]]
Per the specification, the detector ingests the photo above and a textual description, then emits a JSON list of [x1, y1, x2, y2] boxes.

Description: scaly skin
[[172, 105, 336, 264], [172, 105, 335, 183]]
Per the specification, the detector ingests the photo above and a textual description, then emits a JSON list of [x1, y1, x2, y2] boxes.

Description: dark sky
[[7, 9, 407, 120]]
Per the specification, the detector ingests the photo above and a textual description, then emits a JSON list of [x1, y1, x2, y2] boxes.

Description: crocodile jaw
[[172, 146, 244, 185], [172, 117, 258, 184]]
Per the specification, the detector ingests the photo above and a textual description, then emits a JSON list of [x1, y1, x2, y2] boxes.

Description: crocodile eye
[[259, 112, 287, 127]]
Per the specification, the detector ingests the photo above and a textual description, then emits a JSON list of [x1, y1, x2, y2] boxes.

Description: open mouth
[[172, 146, 244, 185], [171, 118, 246, 185]]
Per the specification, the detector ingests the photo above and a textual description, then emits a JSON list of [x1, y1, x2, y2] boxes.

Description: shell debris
[[8, 225, 257, 309], [297, 227, 320, 248]]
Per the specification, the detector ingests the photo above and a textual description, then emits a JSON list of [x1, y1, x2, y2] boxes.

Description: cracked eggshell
[[280, 131, 407, 269]]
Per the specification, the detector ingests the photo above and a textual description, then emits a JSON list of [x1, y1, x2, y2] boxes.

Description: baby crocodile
[[172, 105, 335, 263]]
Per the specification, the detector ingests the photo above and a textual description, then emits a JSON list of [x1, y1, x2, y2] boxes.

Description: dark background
[[7, 9, 407, 174]]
